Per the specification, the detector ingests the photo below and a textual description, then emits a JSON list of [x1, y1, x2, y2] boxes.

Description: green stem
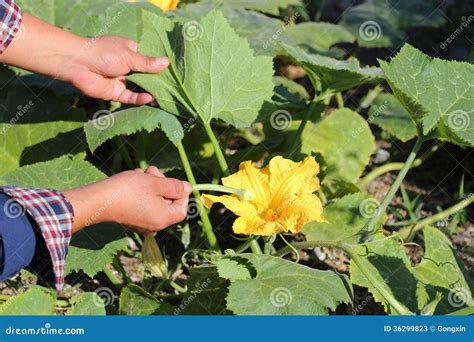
[[365, 135, 425, 233], [335, 92, 344, 108], [274, 241, 414, 315], [203, 121, 230, 176], [249, 238, 262, 254], [102, 264, 122, 287], [176, 142, 220, 251], [169, 280, 187, 294], [400, 195, 474, 240], [358, 143, 440, 189], [289, 100, 321, 156], [193, 184, 251, 200]]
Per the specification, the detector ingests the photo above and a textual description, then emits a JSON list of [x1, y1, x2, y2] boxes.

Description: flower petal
[[201, 194, 256, 217], [233, 215, 283, 236], [222, 161, 269, 209], [278, 193, 326, 233]]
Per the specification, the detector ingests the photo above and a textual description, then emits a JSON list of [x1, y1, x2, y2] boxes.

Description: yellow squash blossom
[[149, 0, 179, 12], [201, 156, 326, 236]]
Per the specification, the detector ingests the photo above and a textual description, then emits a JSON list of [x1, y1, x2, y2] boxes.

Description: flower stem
[[193, 184, 250, 200], [102, 264, 122, 287], [176, 142, 220, 252], [335, 92, 344, 108], [358, 142, 441, 189], [365, 135, 425, 233], [249, 237, 263, 254], [289, 100, 323, 156], [399, 195, 474, 240], [203, 121, 230, 176]]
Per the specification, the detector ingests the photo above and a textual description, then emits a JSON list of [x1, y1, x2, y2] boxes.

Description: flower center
[[263, 208, 279, 222]]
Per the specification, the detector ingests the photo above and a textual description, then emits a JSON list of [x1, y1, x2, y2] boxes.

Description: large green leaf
[[128, 10, 274, 128], [282, 43, 382, 94], [380, 44, 474, 146], [201, 0, 301, 15], [413, 227, 474, 314], [369, 93, 417, 142], [84, 106, 184, 152], [119, 285, 163, 315], [301, 108, 375, 183], [69, 292, 106, 315], [0, 122, 84, 176], [0, 155, 105, 189], [219, 254, 352, 315], [285, 22, 355, 57], [0, 288, 56, 315], [340, 0, 445, 48], [66, 224, 128, 278], [303, 192, 384, 244], [176, 3, 286, 57]]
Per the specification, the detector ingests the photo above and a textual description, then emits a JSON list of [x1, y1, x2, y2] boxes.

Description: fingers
[[157, 178, 193, 200], [115, 88, 154, 105], [127, 51, 169, 74], [146, 165, 165, 178], [161, 197, 189, 228]]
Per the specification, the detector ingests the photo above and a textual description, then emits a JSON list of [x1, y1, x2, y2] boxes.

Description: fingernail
[[183, 181, 193, 194], [155, 57, 169, 67]]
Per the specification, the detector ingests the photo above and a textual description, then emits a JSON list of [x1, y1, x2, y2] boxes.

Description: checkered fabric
[[0, 186, 74, 291], [0, 0, 22, 53]]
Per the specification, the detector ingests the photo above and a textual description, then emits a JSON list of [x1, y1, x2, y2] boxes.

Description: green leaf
[[0, 288, 56, 315], [170, 266, 231, 315], [303, 192, 384, 244], [201, 0, 301, 15], [216, 257, 253, 281], [84, 106, 184, 151], [119, 285, 162, 315], [380, 44, 474, 146], [0, 155, 105, 190], [222, 254, 352, 315], [282, 43, 382, 94], [0, 121, 84, 176], [301, 108, 375, 183], [69, 292, 106, 315], [413, 227, 474, 314], [369, 93, 417, 142], [176, 3, 287, 57], [285, 22, 355, 57], [128, 10, 274, 128], [349, 235, 419, 314], [66, 224, 128, 278], [340, 0, 445, 48]]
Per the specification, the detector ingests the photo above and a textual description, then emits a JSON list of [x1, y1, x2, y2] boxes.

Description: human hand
[[70, 36, 169, 105], [64, 166, 192, 234]]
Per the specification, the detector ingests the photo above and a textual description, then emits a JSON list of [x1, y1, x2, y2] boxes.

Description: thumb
[[127, 52, 169, 73]]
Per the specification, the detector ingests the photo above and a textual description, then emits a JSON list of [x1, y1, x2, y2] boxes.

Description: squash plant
[[0, 1, 472, 316]]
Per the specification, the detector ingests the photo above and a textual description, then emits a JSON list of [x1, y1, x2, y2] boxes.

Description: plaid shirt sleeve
[[0, 186, 74, 292], [0, 0, 22, 53]]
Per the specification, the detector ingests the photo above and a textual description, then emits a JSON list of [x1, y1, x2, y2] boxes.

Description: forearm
[[0, 13, 87, 81]]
